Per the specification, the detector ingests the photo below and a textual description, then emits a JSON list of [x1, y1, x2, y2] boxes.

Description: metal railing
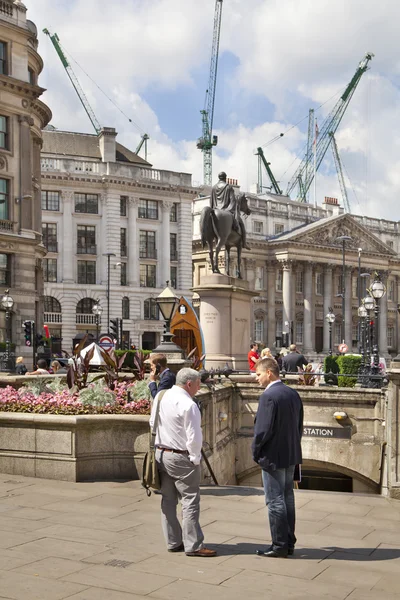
[[45, 242, 58, 253], [170, 251, 179, 261], [77, 245, 97, 255], [139, 248, 157, 259], [120, 245, 127, 257], [0, 352, 15, 372]]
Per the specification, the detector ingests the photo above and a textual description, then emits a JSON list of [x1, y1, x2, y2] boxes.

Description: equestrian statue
[[200, 172, 251, 279]]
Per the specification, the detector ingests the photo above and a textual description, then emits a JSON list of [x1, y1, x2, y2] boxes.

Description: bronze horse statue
[[200, 193, 251, 279]]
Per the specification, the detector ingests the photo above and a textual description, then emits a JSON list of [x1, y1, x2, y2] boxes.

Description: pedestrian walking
[[148, 353, 176, 399], [248, 342, 260, 372], [252, 357, 303, 558], [149, 368, 216, 557]]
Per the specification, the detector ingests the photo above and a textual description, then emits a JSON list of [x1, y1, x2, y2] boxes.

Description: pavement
[[0, 477, 400, 600]]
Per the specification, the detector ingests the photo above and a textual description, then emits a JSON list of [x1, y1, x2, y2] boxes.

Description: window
[[387, 326, 394, 348], [74, 193, 98, 214], [274, 223, 284, 235], [0, 178, 9, 220], [120, 262, 127, 286], [387, 240, 394, 249], [352, 324, 358, 346], [77, 261, 96, 284], [276, 269, 283, 292], [336, 274, 343, 296], [388, 279, 395, 302], [120, 196, 127, 216], [139, 231, 156, 259], [170, 266, 177, 288], [138, 199, 158, 220], [122, 296, 130, 320], [275, 319, 283, 343], [0, 253, 10, 286], [254, 319, 264, 343], [44, 296, 61, 313], [296, 270, 304, 293], [49, 327, 62, 355], [253, 221, 263, 234], [170, 233, 178, 261], [170, 203, 178, 222], [41, 191, 60, 211], [0, 42, 7, 75], [77, 225, 96, 254], [0, 116, 8, 150], [296, 321, 303, 344], [120, 228, 127, 257], [255, 267, 264, 291], [140, 264, 156, 288], [334, 322, 343, 345], [76, 298, 96, 314], [28, 67, 36, 85], [42, 223, 57, 252], [144, 298, 159, 320], [43, 258, 57, 283], [316, 272, 324, 296]]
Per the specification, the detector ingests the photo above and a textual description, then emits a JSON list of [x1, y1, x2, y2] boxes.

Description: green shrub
[[114, 349, 152, 369], [323, 355, 339, 385], [336, 354, 362, 388]]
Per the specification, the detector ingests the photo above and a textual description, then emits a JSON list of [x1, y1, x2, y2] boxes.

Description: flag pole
[[313, 118, 318, 208]]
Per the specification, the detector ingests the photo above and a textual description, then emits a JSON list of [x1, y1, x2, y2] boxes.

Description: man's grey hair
[[289, 344, 297, 352], [176, 368, 201, 386]]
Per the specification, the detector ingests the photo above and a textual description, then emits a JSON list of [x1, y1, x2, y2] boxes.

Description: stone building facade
[[0, 1, 51, 365], [41, 128, 197, 352], [193, 192, 400, 359]]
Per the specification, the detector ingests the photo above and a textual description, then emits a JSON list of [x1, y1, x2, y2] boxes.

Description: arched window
[[76, 298, 96, 314], [144, 298, 159, 320], [122, 296, 130, 320], [44, 296, 61, 313]]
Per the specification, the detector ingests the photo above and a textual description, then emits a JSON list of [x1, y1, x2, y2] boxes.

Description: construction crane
[[330, 132, 351, 213], [256, 147, 283, 195], [196, 0, 223, 186], [43, 28, 150, 159], [286, 52, 374, 201]]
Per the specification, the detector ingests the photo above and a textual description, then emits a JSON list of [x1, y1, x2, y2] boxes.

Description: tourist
[[15, 356, 27, 375], [252, 357, 303, 558], [148, 353, 176, 399], [282, 344, 308, 373], [248, 342, 260, 372], [150, 367, 216, 557], [27, 358, 50, 375], [261, 347, 273, 358], [51, 360, 68, 375]]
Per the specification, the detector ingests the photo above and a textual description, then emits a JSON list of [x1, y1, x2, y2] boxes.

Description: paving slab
[[0, 570, 87, 600]]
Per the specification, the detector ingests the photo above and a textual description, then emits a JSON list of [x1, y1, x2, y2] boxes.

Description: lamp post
[[92, 302, 103, 343], [369, 274, 386, 387], [363, 293, 375, 384], [357, 304, 368, 384], [1, 289, 14, 372], [153, 281, 182, 354], [335, 235, 352, 344], [357, 248, 362, 351], [325, 308, 336, 356], [103, 253, 116, 332]]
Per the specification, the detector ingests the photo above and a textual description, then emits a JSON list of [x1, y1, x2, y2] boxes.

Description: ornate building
[[41, 128, 197, 352], [0, 1, 51, 366], [193, 193, 400, 359]]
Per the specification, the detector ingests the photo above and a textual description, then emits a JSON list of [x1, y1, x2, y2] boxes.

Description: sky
[[28, 0, 400, 220]]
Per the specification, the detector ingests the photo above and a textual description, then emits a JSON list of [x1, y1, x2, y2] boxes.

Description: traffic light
[[109, 318, 119, 345], [22, 320, 33, 346]]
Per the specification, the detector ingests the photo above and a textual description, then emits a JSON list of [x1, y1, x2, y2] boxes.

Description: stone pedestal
[[193, 274, 258, 370]]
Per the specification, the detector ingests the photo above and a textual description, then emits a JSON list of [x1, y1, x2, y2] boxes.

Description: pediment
[[285, 214, 396, 256]]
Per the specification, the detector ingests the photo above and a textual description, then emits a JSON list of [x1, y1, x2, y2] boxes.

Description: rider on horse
[[210, 172, 250, 250]]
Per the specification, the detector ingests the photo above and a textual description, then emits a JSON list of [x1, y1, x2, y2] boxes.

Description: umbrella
[[79, 342, 107, 366]]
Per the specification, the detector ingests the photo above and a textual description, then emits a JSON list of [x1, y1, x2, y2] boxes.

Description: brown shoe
[[186, 547, 217, 557]]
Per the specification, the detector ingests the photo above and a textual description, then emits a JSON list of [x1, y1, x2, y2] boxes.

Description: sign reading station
[[303, 426, 351, 439]]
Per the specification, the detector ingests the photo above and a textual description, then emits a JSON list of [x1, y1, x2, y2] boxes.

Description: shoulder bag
[[142, 389, 167, 496]]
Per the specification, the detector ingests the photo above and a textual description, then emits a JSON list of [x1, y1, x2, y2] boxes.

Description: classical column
[[128, 197, 139, 286], [303, 262, 313, 354], [345, 268, 352, 346], [61, 191, 74, 283], [281, 259, 293, 340], [267, 263, 276, 349], [379, 272, 389, 356], [18, 116, 34, 231], [160, 201, 172, 287], [323, 265, 333, 353]]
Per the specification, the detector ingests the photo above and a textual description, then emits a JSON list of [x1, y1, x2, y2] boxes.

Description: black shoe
[[256, 548, 288, 558], [168, 543, 184, 553], [288, 548, 294, 556]]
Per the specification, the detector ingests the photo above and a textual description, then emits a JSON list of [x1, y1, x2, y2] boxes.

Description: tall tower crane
[[43, 29, 150, 159], [286, 52, 374, 201], [196, 0, 223, 186], [256, 147, 283, 195], [330, 132, 351, 213]]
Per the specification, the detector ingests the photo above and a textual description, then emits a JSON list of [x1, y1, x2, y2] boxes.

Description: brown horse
[[200, 193, 251, 279]]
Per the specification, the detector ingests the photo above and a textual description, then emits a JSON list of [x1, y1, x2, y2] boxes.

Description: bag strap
[[150, 389, 167, 450]]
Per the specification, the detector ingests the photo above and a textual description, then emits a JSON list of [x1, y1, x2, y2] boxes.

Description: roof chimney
[[322, 196, 343, 216], [99, 127, 117, 163]]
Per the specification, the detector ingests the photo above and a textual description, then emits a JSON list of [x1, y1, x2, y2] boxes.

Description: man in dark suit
[[148, 353, 176, 399], [252, 357, 303, 558], [282, 344, 308, 373]]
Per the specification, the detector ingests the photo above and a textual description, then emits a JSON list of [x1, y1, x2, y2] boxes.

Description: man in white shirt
[[149, 367, 216, 557]]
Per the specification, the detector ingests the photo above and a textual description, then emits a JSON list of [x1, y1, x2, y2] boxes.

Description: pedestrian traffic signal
[[22, 320, 33, 346], [109, 318, 119, 344]]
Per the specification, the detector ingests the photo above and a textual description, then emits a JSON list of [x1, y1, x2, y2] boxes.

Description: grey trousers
[[156, 448, 204, 553]]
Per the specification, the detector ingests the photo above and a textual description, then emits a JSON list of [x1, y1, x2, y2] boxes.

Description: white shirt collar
[[266, 379, 281, 391]]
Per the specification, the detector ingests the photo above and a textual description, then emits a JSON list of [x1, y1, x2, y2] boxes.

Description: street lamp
[[1, 289, 14, 372], [363, 294, 375, 375], [325, 308, 336, 355], [335, 235, 352, 345], [92, 302, 103, 343], [357, 304, 368, 384], [153, 281, 182, 354], [103, 253, 116, 332], [357, 248, 362, 351], [369, 274, 386, 387]]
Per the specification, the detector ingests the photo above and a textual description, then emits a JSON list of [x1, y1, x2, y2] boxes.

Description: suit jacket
[[252, 381, 303, 471], [282, 352, 308, 373], [149, 368, 176, 399]]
